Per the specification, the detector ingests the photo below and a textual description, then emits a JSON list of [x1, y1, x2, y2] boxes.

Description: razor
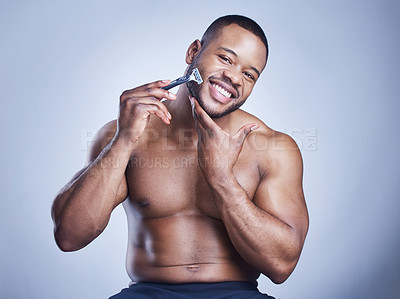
[[162, 68, 203, 90]]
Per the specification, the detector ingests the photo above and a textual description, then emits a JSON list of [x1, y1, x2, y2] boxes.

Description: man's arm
[[211, 133, 308, 284], [51, 121, 130, 251], [190, 96, 309, 284], [51, 79, 176, 252]]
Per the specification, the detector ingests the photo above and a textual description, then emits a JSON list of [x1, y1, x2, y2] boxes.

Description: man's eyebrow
[[218, 47, 237, 57], [250, 66, 260, 78], [217, 47, 260, 78]]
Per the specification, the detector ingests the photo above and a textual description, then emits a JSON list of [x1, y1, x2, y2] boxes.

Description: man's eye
[[244, 72, 255, 80], [219, 55, 231, 64]]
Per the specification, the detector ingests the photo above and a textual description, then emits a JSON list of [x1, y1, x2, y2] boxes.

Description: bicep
[[87, 120, 128, 205], [63, 120, 128, 206], [253, 137, 309, 242]]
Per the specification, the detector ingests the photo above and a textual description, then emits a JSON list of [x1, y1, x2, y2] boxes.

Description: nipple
[[136, 198, 150, 208]]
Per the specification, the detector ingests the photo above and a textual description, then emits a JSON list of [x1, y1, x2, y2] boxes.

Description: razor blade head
[[191, 68, 203, 85]]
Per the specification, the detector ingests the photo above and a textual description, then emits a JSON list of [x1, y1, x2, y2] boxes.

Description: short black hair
[[200, 15, 269, 63]]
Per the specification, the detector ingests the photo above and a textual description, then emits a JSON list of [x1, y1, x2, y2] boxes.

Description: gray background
[[1, 0, 399, 298]]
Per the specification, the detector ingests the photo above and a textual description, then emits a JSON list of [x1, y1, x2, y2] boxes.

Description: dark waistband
[[131, 280, 259, 291]]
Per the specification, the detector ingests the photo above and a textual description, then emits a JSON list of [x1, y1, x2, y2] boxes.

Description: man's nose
[[223, 67, 242, 86]]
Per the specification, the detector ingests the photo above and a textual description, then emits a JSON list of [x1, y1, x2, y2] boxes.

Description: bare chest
[[125, 143, 259, 220]]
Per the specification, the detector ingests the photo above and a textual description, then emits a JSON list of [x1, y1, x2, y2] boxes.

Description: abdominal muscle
[[124, 212, 260, 283]]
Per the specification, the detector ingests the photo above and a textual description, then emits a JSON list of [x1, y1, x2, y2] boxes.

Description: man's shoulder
[[236, 109, 301, 166], [98, 119, 118, 133], [94, 119, 118, 146], [86, 120, 118, 163], [235, 109, 294, 148]]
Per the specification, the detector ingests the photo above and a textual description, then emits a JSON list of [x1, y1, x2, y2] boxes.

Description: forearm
[[210, 174, 300, 283], [52, 137, 130, 251]]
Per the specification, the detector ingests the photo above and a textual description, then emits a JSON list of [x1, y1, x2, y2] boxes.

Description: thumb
[[234, 123, 259, 145]]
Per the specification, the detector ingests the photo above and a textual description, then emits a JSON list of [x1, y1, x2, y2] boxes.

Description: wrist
[[208, 172, 250, 212], [199, 154, 234, 177], [112, 130, 140, 154], [205, 170, 236, 192]]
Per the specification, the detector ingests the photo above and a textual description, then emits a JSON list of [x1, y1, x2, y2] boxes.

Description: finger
[[124, 97, 172, 121], [122, 80, 170, 95], [137, 79, 172, 90], [190, 96, 219, 131], [122, 80, 176, 101], [234, 123, 259, 145], [190, 97, 206, 133], [133, 97, 172, 120], [132, 87, 176, 101], [150, 105, 171, 124], [137, 103, 171, 124]]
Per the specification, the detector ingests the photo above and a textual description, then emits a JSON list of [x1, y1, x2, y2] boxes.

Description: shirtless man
[[51, 15, 309, 298]]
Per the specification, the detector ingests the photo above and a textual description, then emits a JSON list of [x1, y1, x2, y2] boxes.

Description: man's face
[[186, 24, 267, 118]]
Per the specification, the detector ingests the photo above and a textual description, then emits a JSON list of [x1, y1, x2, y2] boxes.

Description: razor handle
[[161, 75, 191, 90]]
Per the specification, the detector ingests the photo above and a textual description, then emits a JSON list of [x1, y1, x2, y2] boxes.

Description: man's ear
[[186, 39, 202, 64]]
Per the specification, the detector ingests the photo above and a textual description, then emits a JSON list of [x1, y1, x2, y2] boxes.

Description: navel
[[185, 264, 201, 272]]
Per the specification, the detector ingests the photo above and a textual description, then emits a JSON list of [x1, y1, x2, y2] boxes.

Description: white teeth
[[212, 83, 232, 98]]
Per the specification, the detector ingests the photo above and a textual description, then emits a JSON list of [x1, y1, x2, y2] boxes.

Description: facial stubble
[[186, 61, 245, 119]]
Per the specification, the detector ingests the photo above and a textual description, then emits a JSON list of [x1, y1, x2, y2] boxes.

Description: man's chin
[[187, 81, 244, 118], [197, 99, 237, 119]]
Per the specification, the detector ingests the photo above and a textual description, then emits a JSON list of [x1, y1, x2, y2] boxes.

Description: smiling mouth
[[211, 82, 232, 98]]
